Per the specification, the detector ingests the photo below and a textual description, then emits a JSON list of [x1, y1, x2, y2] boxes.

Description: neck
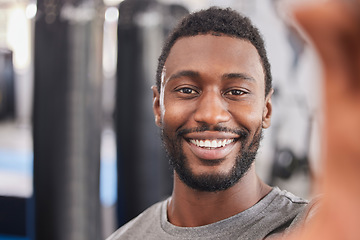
[[167, 166, 271, 227]]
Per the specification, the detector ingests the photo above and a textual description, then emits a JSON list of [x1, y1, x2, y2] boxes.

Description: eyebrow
[[166, 70, 256, 83], [166, 70, 200, 83], [222, 73, 256, 82]]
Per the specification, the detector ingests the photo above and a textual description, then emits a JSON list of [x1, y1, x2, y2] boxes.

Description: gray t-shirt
[[106, 187, 308, 240]]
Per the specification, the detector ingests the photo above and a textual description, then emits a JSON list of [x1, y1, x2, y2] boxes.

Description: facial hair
[[161, 125, 263, 192]]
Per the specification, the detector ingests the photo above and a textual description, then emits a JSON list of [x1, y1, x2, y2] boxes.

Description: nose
[[193, 91, 231, 125]]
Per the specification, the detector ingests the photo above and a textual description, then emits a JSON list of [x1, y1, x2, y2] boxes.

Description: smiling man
[[107, 7, 309, 240]]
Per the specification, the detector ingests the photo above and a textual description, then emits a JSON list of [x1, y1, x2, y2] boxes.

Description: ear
[[262, 89, 273, 129], [152, 85, 162, 127]]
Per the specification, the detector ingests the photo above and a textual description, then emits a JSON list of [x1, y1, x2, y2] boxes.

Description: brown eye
[[226, 89, 244, 95], [179, 88, 196, 94]]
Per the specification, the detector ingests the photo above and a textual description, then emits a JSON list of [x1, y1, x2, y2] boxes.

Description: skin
[[288, 0, 360, 239], [152, 34, 273, 227]]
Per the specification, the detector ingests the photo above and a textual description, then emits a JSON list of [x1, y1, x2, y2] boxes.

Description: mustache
[[177, 125, 249, 139]]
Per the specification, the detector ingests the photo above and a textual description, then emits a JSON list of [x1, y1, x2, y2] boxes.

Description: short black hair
[[156, 7, 272, 96]]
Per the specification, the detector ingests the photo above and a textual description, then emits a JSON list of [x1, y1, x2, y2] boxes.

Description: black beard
[[161, 125, 263, 192]]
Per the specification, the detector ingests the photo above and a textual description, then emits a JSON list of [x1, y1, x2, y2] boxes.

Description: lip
[[183, 131, 240, 160]]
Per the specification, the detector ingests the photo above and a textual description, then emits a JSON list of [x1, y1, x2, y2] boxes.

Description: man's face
[[153, 34, 272, 192]]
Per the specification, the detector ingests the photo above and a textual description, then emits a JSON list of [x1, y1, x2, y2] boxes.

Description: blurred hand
[[291, 0, 360, 239], [296, 0, 360, 157]]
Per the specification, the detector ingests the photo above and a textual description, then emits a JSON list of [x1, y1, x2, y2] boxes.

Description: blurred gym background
[[0, 0, 322, 239]]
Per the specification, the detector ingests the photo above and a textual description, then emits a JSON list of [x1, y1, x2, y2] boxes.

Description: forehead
[[163, 34, 265, 86]]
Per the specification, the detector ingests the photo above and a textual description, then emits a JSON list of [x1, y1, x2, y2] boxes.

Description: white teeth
[[190, 139, 234, 149]]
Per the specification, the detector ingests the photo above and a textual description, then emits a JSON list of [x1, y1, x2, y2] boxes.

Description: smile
[[189, 139, 235, 149]]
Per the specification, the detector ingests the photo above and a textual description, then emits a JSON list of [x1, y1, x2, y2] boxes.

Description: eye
[[173, 85, 200, 99], [225, 89, 245, 96], [177, 87, 198, 95]]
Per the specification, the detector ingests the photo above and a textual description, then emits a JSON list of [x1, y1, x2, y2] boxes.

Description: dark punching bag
[[115, 0, 188, 227], [33, 0, 103, 239], [0, 48, 15, 120]]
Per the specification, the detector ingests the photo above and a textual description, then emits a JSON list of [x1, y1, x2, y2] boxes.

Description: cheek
[[162, 99, 195, 130], [229, 102, 264, 128]]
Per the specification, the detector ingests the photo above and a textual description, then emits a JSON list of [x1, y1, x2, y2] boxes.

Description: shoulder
[[271, 187, 309, 221], [257, 187, 308, 237], [106, 199, 167, 240], [288, 195, 321, 229], [265, 189, 321, 239], [268, 187, 309, 217], [274, 187, 309, 204]]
